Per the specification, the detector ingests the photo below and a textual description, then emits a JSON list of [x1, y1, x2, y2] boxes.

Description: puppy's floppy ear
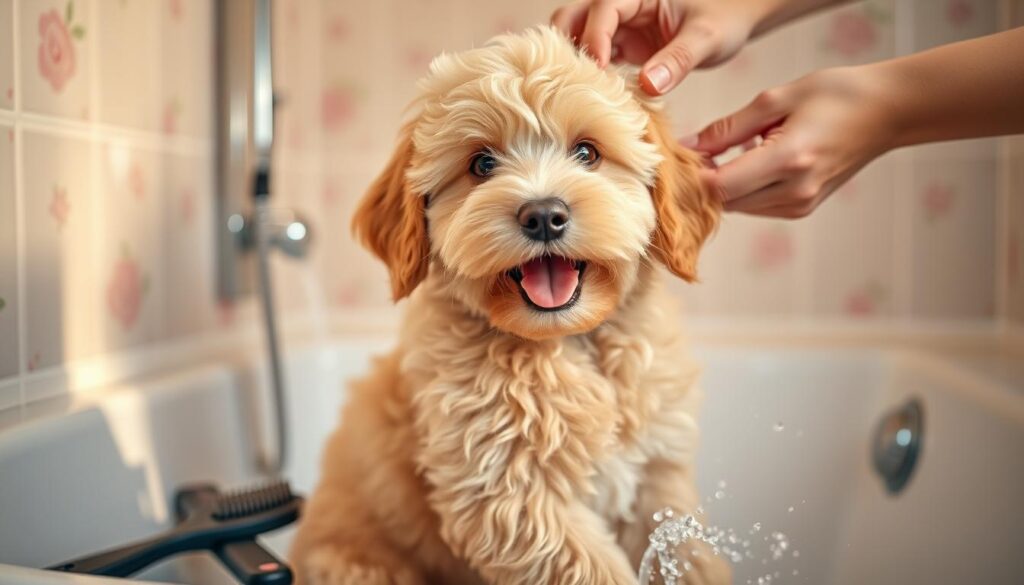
[[646, 110, 720, 282], [351, 122, 429, 301]]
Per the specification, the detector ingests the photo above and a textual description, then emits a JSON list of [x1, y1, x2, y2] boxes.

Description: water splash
[[637, 509, 798, 585], [637, 508, 718, 585]]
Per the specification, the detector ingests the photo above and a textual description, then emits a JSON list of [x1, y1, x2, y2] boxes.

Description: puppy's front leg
[[429, 477, 637, 585], [619, 458, 732, 585], [417, 383, 636, 585]]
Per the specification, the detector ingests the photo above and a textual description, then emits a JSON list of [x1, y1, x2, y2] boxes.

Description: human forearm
[[877, 26, 1024, 148], [750, 0, 855, 38]]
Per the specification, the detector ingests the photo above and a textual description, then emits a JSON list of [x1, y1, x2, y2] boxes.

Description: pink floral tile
[[320, 82, 362, 136], [0, 0, 13, 110], [910, 155, 997, 318], [20, 0, 93, 120], [801, 157, 898, 317], [674, 215, 807, 316], [96, 143, 163, 349], [317, 169, 391, 310], [95, 0, 160, 131], [807, 1, 895, 68], [160, 153, 217, 339], [159, 0, 213, 138], [676, 21, 809, 131], [447, 0, 550, 49], [22, 131, 98, 370], [272, 0, 325, 156], [265, 167, 334, 314], [314, 1, 395, 162], [913, 0, 997, 51], [0, 126, 18, 378], [1007, 142, 1024, 325]]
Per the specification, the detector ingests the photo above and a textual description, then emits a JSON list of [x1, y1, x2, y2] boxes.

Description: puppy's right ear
[[351, 123, 430, 301]]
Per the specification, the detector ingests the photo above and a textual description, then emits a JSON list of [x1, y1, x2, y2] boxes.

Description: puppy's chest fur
[[404, 301, 700, 527]]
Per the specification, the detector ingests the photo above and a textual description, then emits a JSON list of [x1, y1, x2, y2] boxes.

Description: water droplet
[[714, 490, 726, 500], [717, 479, 728, 489], [773, 421, 785, 432], [793, 550, 800, 558], [787, 506, 795, 513], [752, 522, 762, 532]]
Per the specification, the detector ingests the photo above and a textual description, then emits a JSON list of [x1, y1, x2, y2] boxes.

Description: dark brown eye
[[570, 141, 600, 167], [470, 152, 498, 178]]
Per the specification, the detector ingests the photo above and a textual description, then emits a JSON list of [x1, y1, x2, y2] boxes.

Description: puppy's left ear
[[646, 110, 720, 282], [351, 122, 430, 301]]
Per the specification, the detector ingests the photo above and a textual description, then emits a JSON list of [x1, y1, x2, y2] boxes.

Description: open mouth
[[507, 256, 586, 312]]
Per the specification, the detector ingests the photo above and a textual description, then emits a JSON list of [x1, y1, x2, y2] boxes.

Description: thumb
[[691, 90, 789, 155], [640, 24, 717, 95]]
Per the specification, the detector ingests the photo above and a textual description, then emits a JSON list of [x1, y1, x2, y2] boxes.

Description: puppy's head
[[353, 27, 718, 340]]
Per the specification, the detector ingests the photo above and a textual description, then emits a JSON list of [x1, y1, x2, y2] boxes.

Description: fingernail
[[644, 65, 671, 93], [679, 134, 699, 148]]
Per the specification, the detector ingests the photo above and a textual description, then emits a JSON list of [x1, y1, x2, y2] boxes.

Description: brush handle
[[48, 531, 193, 577], [216, 539, 293, 585]]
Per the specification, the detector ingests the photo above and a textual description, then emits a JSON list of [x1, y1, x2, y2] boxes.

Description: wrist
[[863, 60, 914, 152], [749, 0, 852, 38], [745, 0, 789, 38]]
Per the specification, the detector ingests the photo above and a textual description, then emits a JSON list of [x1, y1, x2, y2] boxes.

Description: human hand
[[551, 0, 765, 95], [691, 66, 898, 219]]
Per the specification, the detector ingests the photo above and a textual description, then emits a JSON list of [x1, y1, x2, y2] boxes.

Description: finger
[[639, 23, 718, 95], [709, 143, 790, 203], [611, 27, 659, 65], [580, 0, 641, 66], [724, 177, 822, 218], [551, 1, 589, 41], [722, 181, 792, 213], [737, 201, 818, 219], [692, 90, 789, 156]]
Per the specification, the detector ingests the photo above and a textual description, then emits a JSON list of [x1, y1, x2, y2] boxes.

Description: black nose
[[517, 198, 570, 242]]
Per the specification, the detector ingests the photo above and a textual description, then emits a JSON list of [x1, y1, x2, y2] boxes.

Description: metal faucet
[[215, 0, 309, 477]]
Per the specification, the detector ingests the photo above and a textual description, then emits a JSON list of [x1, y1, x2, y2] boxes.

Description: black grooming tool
[[48, 481, 302, 584]]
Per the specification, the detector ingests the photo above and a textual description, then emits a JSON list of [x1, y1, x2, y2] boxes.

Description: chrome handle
[[872, 398, 924, 495], [227, 209, 312, 259]]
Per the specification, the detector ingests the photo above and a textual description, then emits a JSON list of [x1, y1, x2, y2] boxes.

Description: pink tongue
[[519, 257, 580, 309]]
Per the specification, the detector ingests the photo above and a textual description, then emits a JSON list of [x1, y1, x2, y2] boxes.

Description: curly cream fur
[[292, 27, 728, 585]]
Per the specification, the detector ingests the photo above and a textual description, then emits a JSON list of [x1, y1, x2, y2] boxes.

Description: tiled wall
[[0, 0, 220, 408], [1003, 1, 1024, 331], [271, 0, 1012, 321], [0, 0, 1021, 407]]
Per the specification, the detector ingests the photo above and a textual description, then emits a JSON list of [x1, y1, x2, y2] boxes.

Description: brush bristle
[[213, 480, 295, 520]]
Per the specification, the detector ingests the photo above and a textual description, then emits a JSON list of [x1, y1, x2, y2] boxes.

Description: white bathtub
[[1, 334, 1022, 584]]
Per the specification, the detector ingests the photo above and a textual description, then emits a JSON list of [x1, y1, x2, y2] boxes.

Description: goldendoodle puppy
[[291, 26, 728, 585]]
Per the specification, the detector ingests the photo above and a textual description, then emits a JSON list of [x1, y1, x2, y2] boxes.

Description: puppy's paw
[[299, 545, 423, 585]]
